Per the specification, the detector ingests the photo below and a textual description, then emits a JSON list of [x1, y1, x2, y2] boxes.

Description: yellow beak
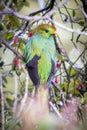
[[54, 31, 57, 34]]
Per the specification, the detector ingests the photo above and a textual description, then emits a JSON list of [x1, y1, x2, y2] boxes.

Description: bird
[[23, 24, 57, 92]]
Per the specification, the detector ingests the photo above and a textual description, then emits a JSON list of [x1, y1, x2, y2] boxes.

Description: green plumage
[[23, 24, 57, 87]]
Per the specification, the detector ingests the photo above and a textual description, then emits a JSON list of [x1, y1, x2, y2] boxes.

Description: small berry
[[13, 59, 20, 67], [76, 83, 85, 94], [13, 37, 18, 44], [28, 32, 33, 37], [76, 83, 84, 91], [54, 77, 59, 84], [56, 62, 61, 68]]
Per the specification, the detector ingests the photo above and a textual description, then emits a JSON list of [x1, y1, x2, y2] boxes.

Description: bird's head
[[36, 24, 57, 38]]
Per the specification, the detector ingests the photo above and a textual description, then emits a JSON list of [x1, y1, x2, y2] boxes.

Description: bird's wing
[[47, 37, 57, 63], [23, 35, 42, 87], [23, 35, 41, 64], [26, 55, 41, 87], [23, 38, 33, 63]]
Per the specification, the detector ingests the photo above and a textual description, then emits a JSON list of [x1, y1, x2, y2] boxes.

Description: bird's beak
[[54, 31, 57, 34]]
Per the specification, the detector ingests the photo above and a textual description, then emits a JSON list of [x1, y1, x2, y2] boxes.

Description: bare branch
[[50, 18, 87, 36], [0, 76, 5, 130], [0, 38, 24, 61], [74, 0, 87, 19], [49, 101, 62, 119]]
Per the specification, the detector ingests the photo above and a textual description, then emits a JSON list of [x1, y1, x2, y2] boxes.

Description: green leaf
[[74, 89, 82, 97], [3, 83, 6, 88], [78, 21, 84, 26], [12, 43, 19, 48], [8, 16, 20, 28], [70, 68, 77, 76], [0, 61, 4, 67], [7, 33, 14, 41], [6, 98, 14, 106], [0, 4, 4, 10], [69, 81, 75, 88], [22, 1, 30, 7], [15, 1, 30, 11], [6, 117, 20, 130], [83, 92, 87, 103], [0, 24, 3, 31], [12, 0, 17, 5], [3, 32, 14, 41], [18, 41, 25, 54], [59, 82, 68, 91], [57, 54, 64, 61], [16, 69, 21, 76], [72, 10, 75, 17], [68, 65, 77, 76], [2, 76, 7, 84]]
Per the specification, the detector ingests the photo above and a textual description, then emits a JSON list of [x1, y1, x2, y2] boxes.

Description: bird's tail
[[16, 86, 49, 130]]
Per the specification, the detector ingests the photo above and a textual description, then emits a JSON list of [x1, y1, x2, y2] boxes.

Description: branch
[[0, 0, 56, 19], [29, 0, 56, 16], [80, 0, 87, 14], [75, 0, 87, 19], [0, 8, 36, 20], [0, 0, 67, 21], [0, 38, 24, 61], [50, 18, 87, 36], [2, 0, 86, 38], [1, 0, 87, 38], [49, 101, 62, 119], [0, 76, 5, 130]]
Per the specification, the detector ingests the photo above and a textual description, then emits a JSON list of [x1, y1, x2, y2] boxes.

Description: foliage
[[0, 0, 87, 130]]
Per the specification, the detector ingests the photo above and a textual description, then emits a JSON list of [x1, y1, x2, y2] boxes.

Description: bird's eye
[[44, 29, 49, 33]]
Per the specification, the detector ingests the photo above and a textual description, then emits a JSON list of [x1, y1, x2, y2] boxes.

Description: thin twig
[[49, 18, 87, 36], [0, 38, 24, 61], [49, 101, 62, 119], [17, 71, 29, 118], [51, 81, 66, 105], [13, 74, 18, 113], [0, 76, 5, 130]]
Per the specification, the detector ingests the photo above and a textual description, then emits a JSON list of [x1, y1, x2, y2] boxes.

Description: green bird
[[23, 24, 57, 90]]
